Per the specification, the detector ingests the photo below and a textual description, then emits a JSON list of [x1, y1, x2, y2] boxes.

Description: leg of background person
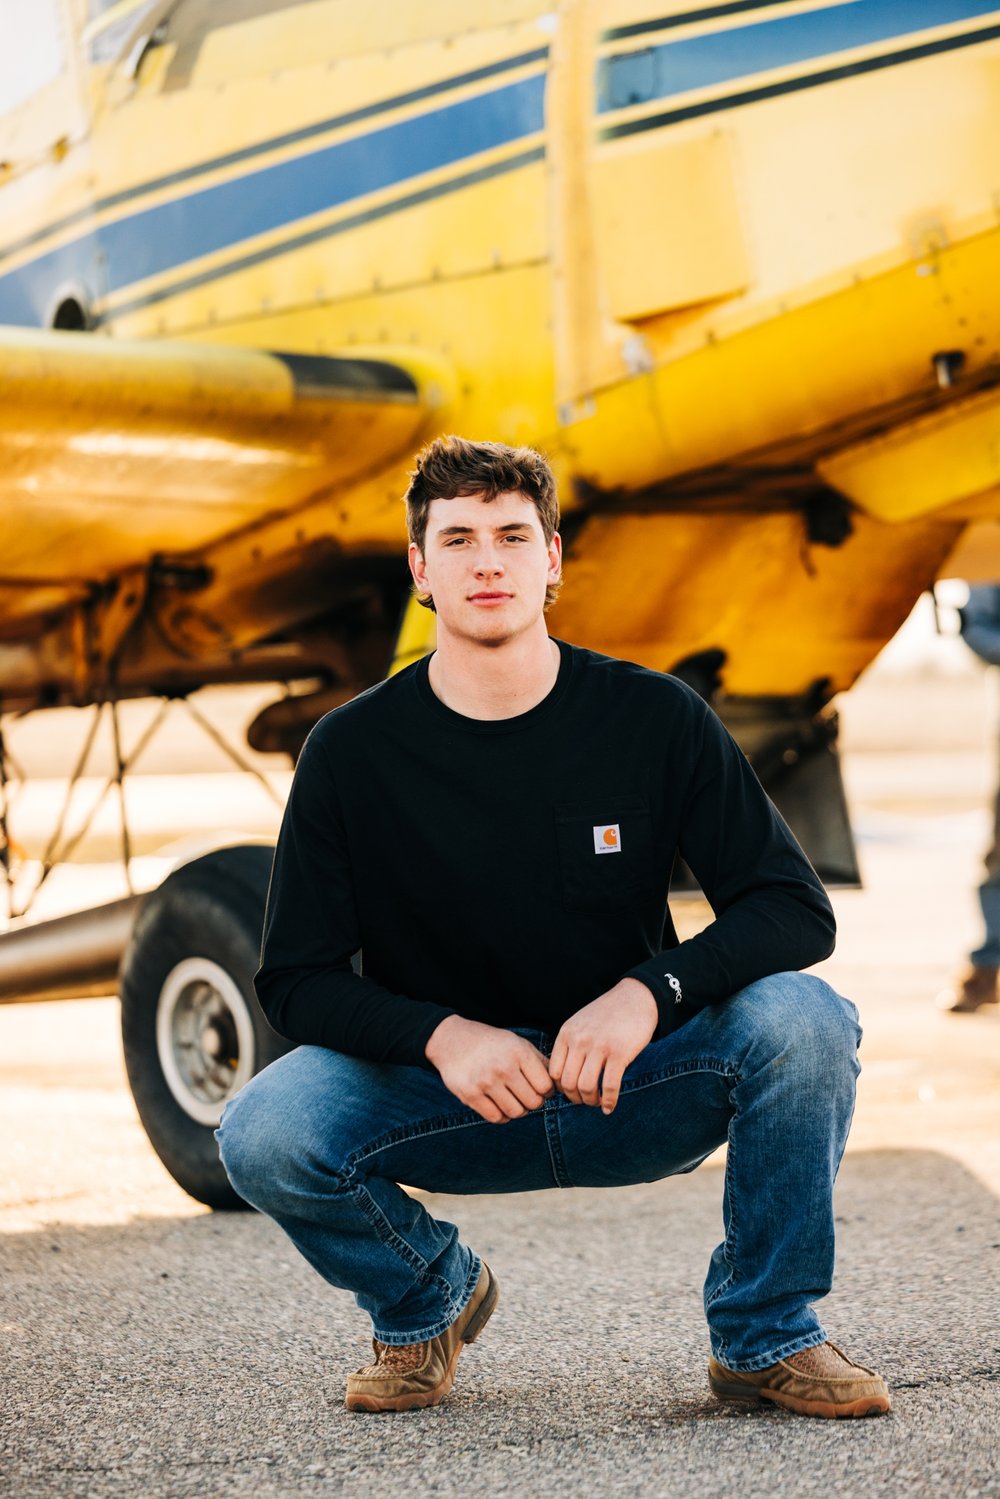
[[971, 755, 1000, 968], [553, 973, 861, 1371], [216, 1043, 556, 1344], [943, 742, 1000, 1008]]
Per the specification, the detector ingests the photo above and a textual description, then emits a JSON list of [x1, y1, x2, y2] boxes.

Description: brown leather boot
[[940, 965, 999, 1012], [345, 1262, 499, 1412], [708, 1340, 891, 1418]]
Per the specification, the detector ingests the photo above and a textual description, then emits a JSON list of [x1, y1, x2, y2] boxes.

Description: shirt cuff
[[408, 1006, 459, 1070], [625, 956, 697, 1037]]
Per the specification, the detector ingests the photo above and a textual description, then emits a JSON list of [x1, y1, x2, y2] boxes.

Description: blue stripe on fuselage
[[0, 72, 546, 327], [598, 0, 1000, 110]]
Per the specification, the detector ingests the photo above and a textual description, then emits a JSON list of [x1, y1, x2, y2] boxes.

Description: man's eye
[[503, 534, 527, 543]]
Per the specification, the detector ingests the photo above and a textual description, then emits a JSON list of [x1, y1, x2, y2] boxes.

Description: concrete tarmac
[[2, 668, 1000, 1497]]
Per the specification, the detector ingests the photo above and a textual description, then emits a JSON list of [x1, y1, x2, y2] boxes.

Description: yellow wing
[[0, 325, 446, 637]]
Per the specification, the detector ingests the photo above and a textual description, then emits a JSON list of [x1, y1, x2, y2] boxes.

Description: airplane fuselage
[[2, 0, 1000, 712]]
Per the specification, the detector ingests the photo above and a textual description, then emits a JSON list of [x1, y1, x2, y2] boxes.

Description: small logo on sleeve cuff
[[593, 823, 621, 854], [664, 973, 683, 1004]]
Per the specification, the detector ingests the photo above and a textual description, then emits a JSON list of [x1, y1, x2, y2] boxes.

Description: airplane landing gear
[[119, 844, 288, 1208]]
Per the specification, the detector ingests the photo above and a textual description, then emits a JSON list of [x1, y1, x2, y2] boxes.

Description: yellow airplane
[[2, 0, 1000, 1204]]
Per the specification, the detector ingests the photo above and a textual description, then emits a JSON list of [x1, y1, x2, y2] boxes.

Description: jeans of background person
[[970, 763, 1000, 967], [217, 972, 861, 1373], [957, 585, 1000, 969]]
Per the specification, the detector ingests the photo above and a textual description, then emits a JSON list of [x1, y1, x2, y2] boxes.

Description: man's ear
[[408, 541, 429, 594], [407, 539, 428, 584], [547, 531, 563, 582]]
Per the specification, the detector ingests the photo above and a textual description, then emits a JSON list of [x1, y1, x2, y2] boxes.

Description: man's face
[[408, 490, 562, 647]]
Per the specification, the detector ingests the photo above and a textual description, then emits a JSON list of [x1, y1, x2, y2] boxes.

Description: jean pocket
[[554, 794, 653, 912]]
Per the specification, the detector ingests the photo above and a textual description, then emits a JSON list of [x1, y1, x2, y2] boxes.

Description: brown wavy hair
[[404, 436, 562, 612]]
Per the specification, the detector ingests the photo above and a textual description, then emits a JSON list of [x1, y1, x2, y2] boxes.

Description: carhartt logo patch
[[593, 823, 621, 854]]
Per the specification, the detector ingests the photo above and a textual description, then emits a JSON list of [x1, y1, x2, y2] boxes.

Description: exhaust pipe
[[0, 895, 142, 1004]]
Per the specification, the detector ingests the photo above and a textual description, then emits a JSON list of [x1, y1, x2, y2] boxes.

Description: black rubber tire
[[120, 844, 289, 1209]]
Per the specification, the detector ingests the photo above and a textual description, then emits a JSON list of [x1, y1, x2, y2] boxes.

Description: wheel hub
[[155, 957, 256, 1125]]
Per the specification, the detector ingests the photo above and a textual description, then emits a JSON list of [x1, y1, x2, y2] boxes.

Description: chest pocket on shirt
[[554, 795, 654, 913]]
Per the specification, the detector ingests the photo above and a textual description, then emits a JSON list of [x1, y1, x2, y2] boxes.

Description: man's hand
[[549, 978, 658, 1115], [425, 1015, 555, 1123]]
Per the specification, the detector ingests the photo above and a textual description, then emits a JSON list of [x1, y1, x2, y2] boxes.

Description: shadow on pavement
[[2, 1150, 998, 1499]]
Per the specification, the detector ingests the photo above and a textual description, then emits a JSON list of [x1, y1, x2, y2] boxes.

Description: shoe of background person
[[938, 965, 999, 1012], [708, 1340, 891, 1418], [345, 1262, 499, 1412]]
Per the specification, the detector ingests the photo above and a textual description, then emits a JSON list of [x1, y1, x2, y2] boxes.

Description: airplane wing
[[0, 325, 447, 637]]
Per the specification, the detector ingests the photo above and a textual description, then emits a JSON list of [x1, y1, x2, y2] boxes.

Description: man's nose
[[475, 549, 505, 576]]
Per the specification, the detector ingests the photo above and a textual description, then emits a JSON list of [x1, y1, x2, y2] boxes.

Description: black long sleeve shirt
[[255, 639, 836, 1067]]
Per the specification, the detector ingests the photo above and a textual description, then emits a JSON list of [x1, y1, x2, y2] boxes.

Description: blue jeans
[[971, 764, 1000, 965], [216, 972, 861, 1372]]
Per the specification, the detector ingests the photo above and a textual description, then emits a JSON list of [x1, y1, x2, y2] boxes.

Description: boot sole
[[346, 1267, 500, 1413], [709, 1373, 891, 1419], [462, 1264, 500, 1343]]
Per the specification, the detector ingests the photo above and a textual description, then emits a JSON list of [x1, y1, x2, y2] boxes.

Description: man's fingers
[[507, 1076, 546, 1113], [548, 1033, 568, 1083], [485, 1084, 528, 1122], [577, 1052, 605, 1108], [553, 1047, 587, 1105], [557, 1048, 584, 1099], [521, 1047, 556, 1099], [553, 1045, 617, 1108], [600, 1058, 626, 1115], [469, 1093, 507, 1125]]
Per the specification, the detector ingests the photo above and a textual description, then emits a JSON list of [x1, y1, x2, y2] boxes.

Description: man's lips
[[469, 592, 512, 602]]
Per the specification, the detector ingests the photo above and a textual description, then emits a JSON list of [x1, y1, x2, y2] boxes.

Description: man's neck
[[427, 625, 561, 721]]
